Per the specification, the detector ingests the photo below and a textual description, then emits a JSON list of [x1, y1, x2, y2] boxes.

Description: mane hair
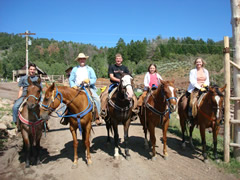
[[32, 81, 42, 91]]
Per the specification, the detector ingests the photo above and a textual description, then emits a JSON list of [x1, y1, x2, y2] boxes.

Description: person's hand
[[200, 87, 206, 92], [203, 84, 208, 88], [72, 86, 78, 89], [83, 79, 90, 84]]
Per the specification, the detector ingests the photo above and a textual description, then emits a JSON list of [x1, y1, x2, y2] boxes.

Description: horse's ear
[[28, 77, 32, 85], [50, 82, 55, 91], [160, 79, 165, 85], [37, 77, 41, 84], [45, 82, 49, 88], [219, 84, 227, 92]]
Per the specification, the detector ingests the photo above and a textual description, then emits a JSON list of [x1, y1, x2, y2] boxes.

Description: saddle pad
[[108, 87, 118, 99], [197, 93, 207, 106]]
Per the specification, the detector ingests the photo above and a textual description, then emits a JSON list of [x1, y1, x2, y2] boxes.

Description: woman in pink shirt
[[138, 64, 163, 107]]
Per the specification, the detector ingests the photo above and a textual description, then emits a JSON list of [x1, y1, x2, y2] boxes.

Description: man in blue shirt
[[69, 53, 103, 125], [12, 63, 41, 129]]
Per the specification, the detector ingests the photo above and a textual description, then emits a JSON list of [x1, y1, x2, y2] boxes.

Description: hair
[[148, 64, 158, 73], [194, 57, 206, 67], [115, 53, 122, 58], [28, 63, 36, 69]]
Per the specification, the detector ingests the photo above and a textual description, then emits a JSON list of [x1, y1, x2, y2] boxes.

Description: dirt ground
[[0, 82, 237, 180]]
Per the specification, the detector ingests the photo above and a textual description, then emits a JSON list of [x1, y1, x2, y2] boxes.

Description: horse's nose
[[27, 103, 35, 109]]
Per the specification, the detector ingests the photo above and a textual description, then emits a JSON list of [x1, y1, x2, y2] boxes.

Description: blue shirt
[[18, 75, 41, 97]]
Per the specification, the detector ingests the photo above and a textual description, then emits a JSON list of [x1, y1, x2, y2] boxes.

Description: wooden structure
[[224, 36, 240, 162]]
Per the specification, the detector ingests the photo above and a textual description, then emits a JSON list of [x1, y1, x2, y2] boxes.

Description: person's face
[[28, 66, 36, 76], [149, 65, 156, 74], [78, 58, 87, 67], [195, 59, 203, 68], [115, 56, 123, 66]]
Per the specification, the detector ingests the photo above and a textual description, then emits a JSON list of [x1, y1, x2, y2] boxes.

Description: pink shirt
[[149, 73, 158, 87]]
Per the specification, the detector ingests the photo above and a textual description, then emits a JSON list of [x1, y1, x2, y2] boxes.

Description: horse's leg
[[213, 125, 220, 162], [189, 123, 195, 149], [69, 124, 78, 168], [148, 123, 156, 160], [22, 130, 30, 168], [199, 125, 208, 163], [84, 121, 92, 165], [113, 122, 119, 159], [162, 118, 169, 160], [180, 115, 186, 149], [106, 118, 111, 144], [123, 119, 131, 160], [144, 126, 149, 149]]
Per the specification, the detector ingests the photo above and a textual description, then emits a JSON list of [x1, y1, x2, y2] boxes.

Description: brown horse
[[104, 74, 134, 159], [139, 80, 177, 160], [19, 77, 43, 168], [40, 83, 93, 167], [178, 85, 226, 162]]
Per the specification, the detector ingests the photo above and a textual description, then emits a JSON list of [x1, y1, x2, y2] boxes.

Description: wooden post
[[231, 0, 240, 161], [224, 36, 231, 163]]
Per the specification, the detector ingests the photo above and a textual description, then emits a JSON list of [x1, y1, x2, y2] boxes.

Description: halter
[[40, 85, 93, 133], [145, 85, 177, 125]]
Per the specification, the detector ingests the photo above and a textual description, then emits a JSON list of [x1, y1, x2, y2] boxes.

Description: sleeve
[[124, 66, 130, 74], [144, 73, 149, 87], [189, 69, 201, 89], [108, 65, 113, 75], [18, 76, 25, 87], [88, 67, 97, 85], [69, 67, 77, 87], [204, 69, 210, 86], [157, 73, 163, 80]]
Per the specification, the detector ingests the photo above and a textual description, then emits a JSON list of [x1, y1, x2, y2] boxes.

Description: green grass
[[168, 113, 240, 178]]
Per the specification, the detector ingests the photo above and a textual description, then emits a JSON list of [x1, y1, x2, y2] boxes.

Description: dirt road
[[0, 82, 237, 180]]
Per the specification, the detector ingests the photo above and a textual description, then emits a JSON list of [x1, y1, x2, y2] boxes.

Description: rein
[[41, 85, 93, 133]]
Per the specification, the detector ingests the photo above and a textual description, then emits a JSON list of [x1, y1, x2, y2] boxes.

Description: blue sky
[[0, 0, 232, 48]]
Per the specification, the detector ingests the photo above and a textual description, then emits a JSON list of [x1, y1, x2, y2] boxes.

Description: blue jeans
[[90, 88, 101, 114], [12, 96, 25, 123]]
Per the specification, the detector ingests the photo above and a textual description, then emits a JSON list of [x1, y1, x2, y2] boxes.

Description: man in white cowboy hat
[[68, 52, 103, 125]]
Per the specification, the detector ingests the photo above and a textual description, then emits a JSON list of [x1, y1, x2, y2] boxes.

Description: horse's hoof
[[164, 155, 168, 160], [151, 156, 156, 161], [203, 159, 209, 164], [190, 144, 195, 150], [25, 164, 30, 168], [126, 155, 131, 161], [87, 159, 92, 165], [72, 163, 78, 169], [114, 155, 119, 160]]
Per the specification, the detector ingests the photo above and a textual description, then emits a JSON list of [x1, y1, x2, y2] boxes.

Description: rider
[[68, 53, 103, 126], [137, 63, 163, 108], [12, 63, 42, 130], [187, 57, 209, 119], [101, 53, 139, 121]]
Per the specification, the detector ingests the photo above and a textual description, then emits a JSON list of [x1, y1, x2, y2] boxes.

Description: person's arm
[[144, 73, 149, 87], [109, 74, 120, 83], [18, 87, 23, 98], [204, 69, 210, 86], [69, 67, 77, 87], [88, 66, 97, 85]]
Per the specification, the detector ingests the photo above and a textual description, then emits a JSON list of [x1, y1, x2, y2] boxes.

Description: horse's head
[[118, 73, 134, 101], [40, 82, 61, 120], [26, 77, 42, 110], [160, 79, 178, 112], [207, 84, 226, 120]]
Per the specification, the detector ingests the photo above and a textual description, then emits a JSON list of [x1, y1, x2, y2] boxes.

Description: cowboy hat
[[75, 53, 89, 61]]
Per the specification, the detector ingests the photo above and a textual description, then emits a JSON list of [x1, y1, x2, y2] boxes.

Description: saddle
[[189, 91, 207, 118]]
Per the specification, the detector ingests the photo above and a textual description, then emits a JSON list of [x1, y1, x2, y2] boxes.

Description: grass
[[168, 112, 240, 178]]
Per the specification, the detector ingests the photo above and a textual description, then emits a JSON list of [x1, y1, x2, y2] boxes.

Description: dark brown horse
[[139, 80, 177, 160], [19, 77, 43, 168], [178, 85, 226, 162], [40, 83, 93, 167], [104, 74, 134, 159]]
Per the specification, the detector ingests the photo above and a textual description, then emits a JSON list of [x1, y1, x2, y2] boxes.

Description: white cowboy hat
[[75, 53, 89, 61]]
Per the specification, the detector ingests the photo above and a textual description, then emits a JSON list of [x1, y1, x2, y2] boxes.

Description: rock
[[0, 123, 7, 130]]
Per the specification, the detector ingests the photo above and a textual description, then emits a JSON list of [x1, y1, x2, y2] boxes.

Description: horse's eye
[[45, 98, 49, 101]]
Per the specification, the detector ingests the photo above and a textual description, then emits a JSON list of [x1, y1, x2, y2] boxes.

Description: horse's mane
[[210, 84, 224, 97], [32, 81, 42, 91]]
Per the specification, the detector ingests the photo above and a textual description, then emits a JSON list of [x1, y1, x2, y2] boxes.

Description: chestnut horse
[[19, 77, 43, 168], [139, 80, 177, 160], [178, 85, 226, 162], [104, 74, 134, 159], [40, 83, 93, 167]]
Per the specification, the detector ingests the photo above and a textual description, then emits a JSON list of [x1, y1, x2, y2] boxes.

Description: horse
[[103, 73, 134, 160], [40, 83, 93, 167], [178, 85, 226, 162], [19, 77, 43, 168], [139, 80, 177, 160]]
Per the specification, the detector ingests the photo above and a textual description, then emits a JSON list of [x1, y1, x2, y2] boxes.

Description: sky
[[0, 0, 232, 48]]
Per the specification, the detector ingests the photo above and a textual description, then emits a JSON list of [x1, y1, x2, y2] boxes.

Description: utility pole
[[19, 30, 36, 75], [230, 0, 240, 162]]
